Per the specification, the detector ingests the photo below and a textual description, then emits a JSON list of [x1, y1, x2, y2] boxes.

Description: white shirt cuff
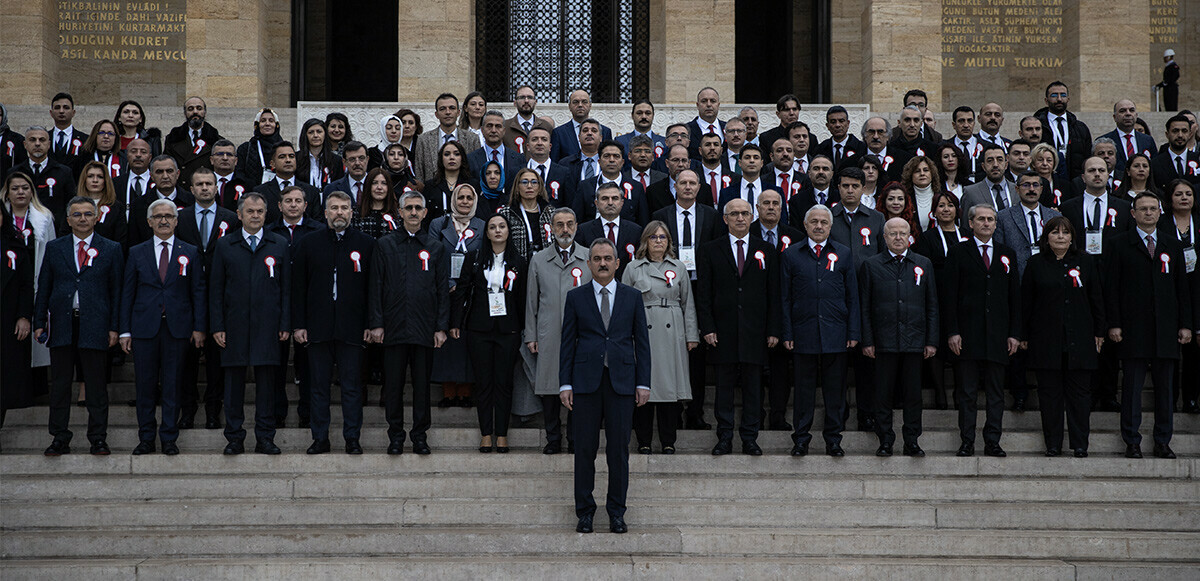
[[636, 386, 650, 391], [559, 385, 572, 392], [119, 333, 131, 338]]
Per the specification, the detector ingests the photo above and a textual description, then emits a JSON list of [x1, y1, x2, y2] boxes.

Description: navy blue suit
[[572, 175, 650, 225], [34, 233, 124, 446], [550, 121, 613, 162], [1099, 129, 1156, 173], [467, 146, 525, 193], [559, 281, 651, 520], [267, 218, 326, 427], [615, 131, 666, 159], [120, 237, 206, 445]]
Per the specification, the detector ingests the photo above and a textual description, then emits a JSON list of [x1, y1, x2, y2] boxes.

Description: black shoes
[[1125, 444, 1142, 459], [162, 441, 179, 455], [543, 441, 562, 455], [1153, 444, 1176, 459], [387, 440, 404, 455], [903, 444, 925, 457], [177, 416, 195, 430], [742, 441, 763, 456], [875, 445, 893, 457], [712, 440, 733, 456], [44, 440, 70, 456], [661, 446, 675, 455], [90, 440, 111, 456], [345, 439, 363, 455], [826, 444, 845, 457], [412, 440, 431, 455], [1073, 448, 1088, 458], [307, 439, 331, 455], [983, 444, 1006, 458], [1012, 398, 1026, 412], [790, 443, 809, 456], [132, 441, 155, 455], [224, 441, 245, 455], [956, 442, 975, 457], [576, 514, 594, 534], [637, 446, 652, 455], [685, 417, 712, 430], [254, 440, 281, 455], [205, 416, 222, 429], [609, 516, 628, 534], [1045, 448, 1062, 457]]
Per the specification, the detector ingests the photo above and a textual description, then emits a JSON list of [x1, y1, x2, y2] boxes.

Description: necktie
[[1028, 210, 1039, 242], [600, 287, 611, 329], [287, 224, 296, 241], [444, 134, 453, 144], [1124, 134, 1136, 158], [779, 172, 789, 197], [584, 159, 595, 180], [131, 175, 143, 198], [249, 234, 258, 252], [814, 243, 822, 255], [32, 163, 40, 176], [281, 180, 290, 189], [218, 177, 227, 196], [537, 164, 546, 184], [736, 239, 745, 275], [199, 207, 211, 246], [606, 222, 616, 243], [158, 241, 169, 282], [192, 130, 200, 145], [798, 158, 807, 174], [960, 140, 970, 152], [1177, 156, 1186, 177], [682, 210, 693, 246], [1146, 235, 1156, 256], [491, 150, 499, 163], [818, 190, 827, 206], [354, 182, 362, 201], [834, 144, 842, 161], [560, 249, 569, 264], [522, 121, 531, 133], [766, 230, 775, 246], [993, 184, 1007, 210], [709, 171, 719, 202], [638, 172, 648, 191], [77, 240, 87, 270], [746, 183, 755, 206], [707, 124, 715, 135], [56, 131, 66, 153], [981, 244, 991, 269], [1055, 117, 1066, 150], [1091, 198, 1102, 230]]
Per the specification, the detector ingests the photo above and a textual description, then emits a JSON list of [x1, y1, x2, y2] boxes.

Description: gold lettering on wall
[[941, 0, 1064, 69], [57, 1, 187, 61]]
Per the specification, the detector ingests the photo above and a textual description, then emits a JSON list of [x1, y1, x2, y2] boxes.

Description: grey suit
[[994, 203, 1061, 276], [961, 179, 1018, 218], [412, 129, 482, 184]]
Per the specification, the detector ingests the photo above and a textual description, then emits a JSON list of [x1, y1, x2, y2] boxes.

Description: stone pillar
[[396, 0, 473, 102], [0, 0, 58, 105], [660, 0, 736, 103], [831, 0, 865, 106], [1065, 0, 1151, 111], [862, 0, 942, 112], [185, 0, 283, 107]]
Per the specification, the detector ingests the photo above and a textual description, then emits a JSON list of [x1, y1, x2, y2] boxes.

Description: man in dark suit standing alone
[[559, 238, 651, 534], [119, 199, 206, 455], [210, 192, 290, 455], [34, 197, 124, 456]]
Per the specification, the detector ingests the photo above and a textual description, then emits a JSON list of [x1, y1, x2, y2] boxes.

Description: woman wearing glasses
[[497, 168, 555, 260]]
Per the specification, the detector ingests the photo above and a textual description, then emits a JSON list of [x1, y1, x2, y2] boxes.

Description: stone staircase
[[2, 372, 1198, 579]]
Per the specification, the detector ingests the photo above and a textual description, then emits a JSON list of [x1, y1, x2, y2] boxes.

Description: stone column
[[862, 0, 942, 112], [185, 0, 283, 107], [0, 0, 58, 105], [396, 0, 473, 102], [1064, 0, 1151, 110], [659, 0, 736, 103]]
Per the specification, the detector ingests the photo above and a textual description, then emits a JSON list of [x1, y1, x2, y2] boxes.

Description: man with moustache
[[647, 145, 714, 213], [1100, 100, 1156, 173], [625, 135, 667, 194], [862, 117, 912, 183], [575, 182, 643, 280], [888, 106, 936, 159], [976, 103, 1011, 152], [503, 85, 554, 155], [762, 138, 809, 208], [891, 90, 943, 143], [722, 118, 748, 175], [686, 87, 725, 160], [751, 189, 803, 430], [651, 123, 702, 177], [323, 142, 370, 207], [11, 126, 75, 228], [48, 93, 88, 167], [1018, 116, 1043, 144], [786, 122, 815, 175], [130, 155, 195, 245], [739, 107, 762, 146], [787, 155, 837, 226], [163, 96, 223, 186], [814, 106, 867, 169], [1037, 81, 1093, 180], [615, 100, 666, 159], [208, 139, 252, 208], [948, 106, 983, 181], [113, 139, 153, 219], [961, 145, 1017, 217]]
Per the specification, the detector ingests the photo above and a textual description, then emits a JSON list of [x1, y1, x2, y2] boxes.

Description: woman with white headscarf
[[368, 115, 403, 171], [235, 108, 283, 184]]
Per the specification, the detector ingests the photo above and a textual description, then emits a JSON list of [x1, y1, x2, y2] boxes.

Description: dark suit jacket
[[33, 234, 124, 350], [1099, 129, 1156, 173], [615, 131, 666, 159], [943, 239, 1022, 363], [550, 121, 613, 162], [113, 171, 152, 215], [868, 148, 914, 183], [1020, 251, 1105, 370], [176, 203, 240, 275], [524, 160, 577, 209], [572, 176, 649, 225], [268, 218, 326, 263], [786, 183, 837, 229], [291, 227, 375, 345], [129, 188, 196, 246], [575, 218, 643, 279], [467, 146, 525, 193], [750, 221, 804, 252], [213, 173, 255, 210], [858, 251, 938, 352], [994, 203, 1062, 275], [695, 236, 782, 365], [253, 178, 324, 225], [887, 134, 938, 160], [1150, 148, 1200, 192], [119, 238, 206, 339], [163, 122, 223, 187], [686, 118, 726, 160], [1037, 110, 1093, 179], [48, 127, 89, 167], [367, 230, 450, 346], [558, 281, 651, 394], [451, 248, 527, 334], [891, 124, 943, 146], [321, 175, 368, 208], [1104, 229, 1192, 359], [646, 180, 715, 215], [1058, 194, 1132, 256], [758, 125, 790, 154], [779, 239, 859, 354], [209, 230, 290, 366], [830, 204, 886, 269], [296, 152, 346, 189], [9, 158, 75, 230], [813, 136, 868, 170], [651, 202, 724, 256]]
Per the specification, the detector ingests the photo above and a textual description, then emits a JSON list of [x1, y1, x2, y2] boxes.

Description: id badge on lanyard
[[679, 246, 696, 271], [488, 289, 507, 317], [1085, 230, 1103, 255], [450, 252, 465, 278]]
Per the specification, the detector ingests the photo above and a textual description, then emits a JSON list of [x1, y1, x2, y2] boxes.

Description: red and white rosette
[[193, 139, 206, 155], [1106, 208, 1117, 227], [71, 138, 82, 155], [1190, 160, 1199, 176], [1112, 179, 1122, 190], [322, 166, 330, 185], [45, 177, 56, 196], [85, 247, 98, 267], [570, 266, 583, 287], [5, 250, 16, 270], [860, 227, 871, 246], [664, 269, 676, 287], [623, 182, 633, 199], [177, 255, 189, 276], [789, 181, 800, 201], [916, 147, 925, 157], [626, 243, 635, 259], [913, 265, 924, 286], [780, 235, 792, 250], [418, 249, 430, 271], [234, 184, 245, 201], [722, 175, 731, 189], [826, 252, 838, 271], [98, 205, 110, 223], [21, 228, 31, 242], [350, 250, 362, 272], [654, 144, 663, 158], [504, 270, 517, 291], [973, 143, 983, 158], [754, 250, 765, 270], [514, 136, 525, 155], [1000, 255, 1011, 273], [460, 228, 475, 247], [264, 256, 276, 277], [5, 141, 12, 156], [383, 214, 397, 230], [549, 181, 560, 200], [845, 150, 856, 158], [404, 186, 414, 193], [882, 155, 894, 171], [109, 157, 121, 177], [908, 234, 915, 247], [1053, 189, 1062, 206], [543, 223, 552, 242], [1068, 268, 1082, 287], [218, 221, 229, 238], [1160, 253, 1171, 274]]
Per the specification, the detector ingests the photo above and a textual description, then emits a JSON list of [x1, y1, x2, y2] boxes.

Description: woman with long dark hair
[[383, 143, 422, 196], [296, 118, 345, 189], [934, 142, 969, 201], [236, 109, 283, 184], [113, 100, 162, 155], [1161, 179, 1199, 413], [912, 190, 970, 409], [76, 161, 127, 243], [351, 168, 400, 239], [497, 167, 555, 260], [901, 156, 943, 232], [325, 112, 354, 156], [1113, 153, 1159, 201], [858, 155, 884, 209], [459, 92, 487, 143], [395, 108, 423, 155], [75, 120, 126, 180], [876, 181, 920, 242], [422, 140, 472, 223], [3, 172, 52, 405], [1, 199, 35, 427]]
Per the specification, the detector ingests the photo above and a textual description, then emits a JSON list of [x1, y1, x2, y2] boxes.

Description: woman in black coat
[[1020, 216, 1106, 457], [450, 213, 527, 453], [1, 202, 35, 426], [911, 190, 969, 409]]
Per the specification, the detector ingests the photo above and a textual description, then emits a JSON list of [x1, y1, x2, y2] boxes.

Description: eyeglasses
[[69, 212, 96, 218], [151, 214, 177, 221], [726, 211, 752, 218], [667, 132, 689, 139], [96, 131, 116, 137], [518, 179, 539, 186], [402, 205, 424, 211], [648, 234, 668, 241]]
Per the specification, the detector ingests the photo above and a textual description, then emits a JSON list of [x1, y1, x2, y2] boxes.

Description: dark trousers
[[573, 368, 634, 519], [48, 314, 108, 444], [466, 331, 519, 437], [180, 335, 223, 419], [922, 355, 950, 409], [132, 318, 186, 444], [542, 395, 572, 444], [685, 344, 708, 423], [851, 348, 876, 426], [274, 338, 310, 424], [955, 359, 1006, 446], [714, 363, 762, 443], [1177, 340, 1198, 407], [874, 352, 923, 447], [1092, 341, 1120, 406], [633, 401, 681, 448], [1006, 349, 1029, 401], [764, 345, 792, 425], [1121, 358, 1175, 447], [792, 352, 847, 447], [383, 343, 432, 444], [224, 365, 277, 443], [307, 340, 364, 442], [1036, 364, 1092, 451]]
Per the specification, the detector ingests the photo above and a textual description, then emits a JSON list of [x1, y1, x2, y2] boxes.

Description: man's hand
[[686, 341, 698, 351], [213, 331, 226, 348], [192, 331, 206, 348], [1006, 337, 1019, 356], [14, 318, 29, 341], [449, 328, 460, 340], [108, 331, 118, 348], [1180, 328, 1194, 344], [527, 341, 538, 354], [33, 328, 45, 343], [119, 337, 132, 354], [847, 340, 858, 349], [363, 329, 373, 344], [862, 345, 875, 358], [368, 328, 384, 344], [279, 331, 290, 341], [923, 345, 937, 359], [559, 389, 573, 410], [766, 336, 779, 348], [783, 341, 793, 350], [1095, 336, 1104, 352], [635, 389, 650, 407], [1108, 328, 1122, 343], [1019, 341, 1028, 351], [293, 329, 307, 344], [704, 333, 718, 346], [948, 334, 962, 355], [433, 330, 447, 348]]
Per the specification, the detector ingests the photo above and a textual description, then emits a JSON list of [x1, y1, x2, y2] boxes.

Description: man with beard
[[163, 97, 223, 187], [616, 100, 666, 160], [758, 95, 801, 156], [503, 85, 554, 156], [1037, 82, 1093, 180]]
